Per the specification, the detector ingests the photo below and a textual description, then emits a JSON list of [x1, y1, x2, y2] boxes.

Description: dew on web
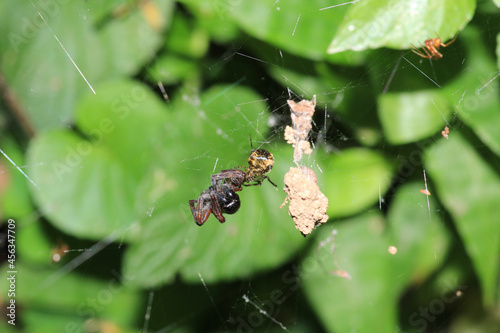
[[0, 148, 40, 191], [29, 0, 95, 94], [319, 0, 360, 11], [242, 294, 289, 331], [141, 290, 154, 333]]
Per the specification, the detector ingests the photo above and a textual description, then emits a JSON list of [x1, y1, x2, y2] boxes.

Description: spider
[[189, 169, 246, 226], [244, 148, 277, 188], [412, 34, 457, 60], [189, 142, 277, 226]]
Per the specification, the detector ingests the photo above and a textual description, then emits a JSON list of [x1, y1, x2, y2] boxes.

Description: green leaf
[[497, 32, 500, 69], [328, 0, 475, 53], [0, 1, 172, 130], [387, 183, 451, 287], [17, 311, 87, 333], [27, 77, 304, 285], [98, 1, 173, 76], [0, 137, 33, 218], [27, 130, 138, 239], [268, 65, 339, 106], [303, 212, 397, 333], [198, 0, 362, 62], [303, 182, 450, 332], [27, 80, 168, 240], [0, 322, 17, 333], [321, 148, 394, 217], [147, 54, 199, 85], [446, 27, 500, 156], [0, 263, 141, 331], [181, 2, 240, 43], [164, 12, 209, 58], [425, 133, 500, 307], [17, 215, 53, 265], [124, 152, 303, 286], [378, 90, 451, 144], [123, 84, 306, 286]]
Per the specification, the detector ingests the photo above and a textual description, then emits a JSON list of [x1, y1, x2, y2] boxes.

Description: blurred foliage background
[[1, 0, 500, 332]]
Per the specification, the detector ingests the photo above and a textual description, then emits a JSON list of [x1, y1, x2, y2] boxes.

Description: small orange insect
[[420, 189, 431, 196], [441, 126, 450, 139], [412, 34, 457, 60]]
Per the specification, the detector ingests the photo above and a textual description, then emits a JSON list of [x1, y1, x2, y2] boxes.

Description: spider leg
[[189, 198, 212, 226], [243, 178, 262, 187], [412, 47, 433, 59], [243, 175, 277, 188], [189, 199, 198, 222], [266, 176, 278, 188], [441, 34, 457, 47], [209, 192, 226, 223], [432, 51, 443, 59]]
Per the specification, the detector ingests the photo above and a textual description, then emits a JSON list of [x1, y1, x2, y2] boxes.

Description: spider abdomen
[[217, 188, 241, 214]]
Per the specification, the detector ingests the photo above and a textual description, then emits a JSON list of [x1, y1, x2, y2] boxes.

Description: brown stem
[[0, 70, 35, 138]]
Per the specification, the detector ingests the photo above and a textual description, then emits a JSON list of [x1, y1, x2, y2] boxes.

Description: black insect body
[[189, 169, 246, 226]]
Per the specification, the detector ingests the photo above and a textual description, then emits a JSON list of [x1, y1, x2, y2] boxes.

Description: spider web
[[0, 1, 497, 333]]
